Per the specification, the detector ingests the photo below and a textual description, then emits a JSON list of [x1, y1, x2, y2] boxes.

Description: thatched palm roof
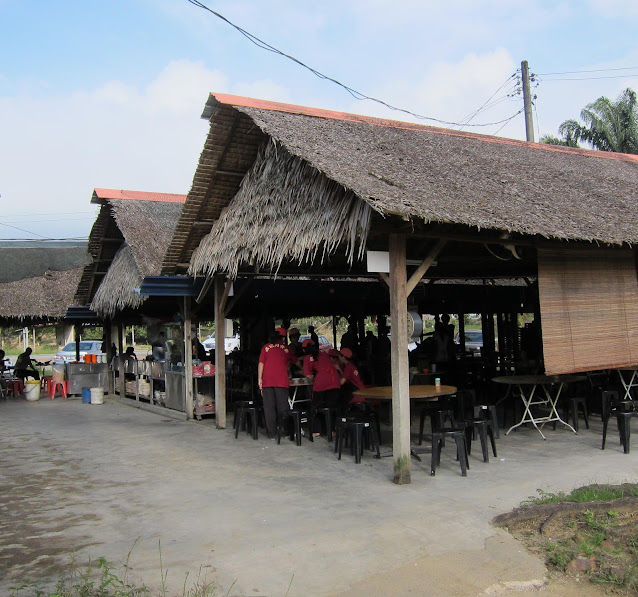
[[77, 189, 185, 316], [0, 241, 90, 284], [165, 93, 638, 278], [0, 268, 83, 322]]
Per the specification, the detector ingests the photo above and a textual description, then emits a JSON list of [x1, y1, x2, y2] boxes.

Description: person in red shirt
[[338, 347, 366, 405], [258, 327, 294, 438], [303, 342, 341, 409]]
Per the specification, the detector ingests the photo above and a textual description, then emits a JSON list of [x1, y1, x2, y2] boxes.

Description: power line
[[0, 237, 89, 241], [0, 221, 48, 238], [186, 0, 524, 129], [0, 211, 96, 219], [0, 217, 95, 224], [539, 74, 638, 82], [537, 66, 638, 75]]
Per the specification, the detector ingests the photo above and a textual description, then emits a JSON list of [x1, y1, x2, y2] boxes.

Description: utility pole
[[521, 60, 535, 142]]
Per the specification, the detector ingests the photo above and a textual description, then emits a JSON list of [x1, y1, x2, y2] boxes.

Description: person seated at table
[[258, 327, 295, 439], [0, 349, 7, 392], [14, 347, 45, 381]]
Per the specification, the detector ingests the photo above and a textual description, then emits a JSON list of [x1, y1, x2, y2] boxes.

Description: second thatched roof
[[79, 189, 185, 316]]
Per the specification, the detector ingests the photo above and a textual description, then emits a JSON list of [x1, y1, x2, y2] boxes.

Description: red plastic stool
[[7, 378, 24, 397], [49, 380, 68, 399], [41, 375, 52, 395]]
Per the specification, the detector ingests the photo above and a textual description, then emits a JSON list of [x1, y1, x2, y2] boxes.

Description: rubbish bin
[[24, 380, 41, 401]]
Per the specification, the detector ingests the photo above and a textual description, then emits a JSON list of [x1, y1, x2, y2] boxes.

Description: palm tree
[[554, 88, 638, 154]]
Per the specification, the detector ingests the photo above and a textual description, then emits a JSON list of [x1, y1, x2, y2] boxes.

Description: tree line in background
[[541, 87, 638, 154]]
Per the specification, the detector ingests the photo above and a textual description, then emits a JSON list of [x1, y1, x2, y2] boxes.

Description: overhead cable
[[185, 0, 523, 128]]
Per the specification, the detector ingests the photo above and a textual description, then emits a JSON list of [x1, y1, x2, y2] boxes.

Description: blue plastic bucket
[[81, 387, 91, 404]]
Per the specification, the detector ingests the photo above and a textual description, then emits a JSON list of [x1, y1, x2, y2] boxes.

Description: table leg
[[288, 386, 298, 409], [618, 370, 637, 402], [538, 383, 577, 435], [506, 385, 538, 436]]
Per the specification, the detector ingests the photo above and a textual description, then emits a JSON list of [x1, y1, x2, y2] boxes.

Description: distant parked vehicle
[[455, 330, 483, 354], [54, 340, 106, 363], [299, 334, 333, 352], [202, 335, 240, 355]]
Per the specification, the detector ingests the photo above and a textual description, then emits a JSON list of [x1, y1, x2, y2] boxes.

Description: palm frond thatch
[[91, 244, 145, 317], [0, 268, 83, 321], [189, 139, 372, 278]]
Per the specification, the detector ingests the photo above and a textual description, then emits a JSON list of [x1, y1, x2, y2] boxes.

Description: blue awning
[[137, 276, 204, 297]]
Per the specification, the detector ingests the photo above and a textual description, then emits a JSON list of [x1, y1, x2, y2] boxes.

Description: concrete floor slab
[[0, 397, 635, 596]]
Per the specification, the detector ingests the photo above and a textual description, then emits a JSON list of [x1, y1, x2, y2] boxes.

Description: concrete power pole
[[521, 60, 535, 142]]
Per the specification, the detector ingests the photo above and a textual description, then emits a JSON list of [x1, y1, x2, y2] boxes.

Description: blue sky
[[1, 0, 637, 240]]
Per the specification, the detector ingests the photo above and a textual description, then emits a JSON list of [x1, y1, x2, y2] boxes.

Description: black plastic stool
[[563, 396, 589, 432], [474, 404, 500, 439], [277, 409, 308, 446], [310, 405, 335, 442], [465, 419, 497, 462], [431, 428, 469, 476], [335, 415, 381, 463], [602, 401, 637, 453], [418, 405, 456, 445], [234, 400, 258, 440]]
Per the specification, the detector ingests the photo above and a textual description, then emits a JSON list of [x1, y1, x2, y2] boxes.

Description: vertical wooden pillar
[[389, 234, 411, 485], [214, 276, 227, 429], [332, 315, 338, 350], [104, 320, 114, 395], [184, 297, 194, 419], [117, 322, 125, 395]]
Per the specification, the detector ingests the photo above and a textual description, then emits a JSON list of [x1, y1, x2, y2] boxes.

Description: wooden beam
[[196, 276, 214, 304], [406, 239, 447, 295], [184, 297, 194, 420], [219, 277, 233, 315], [214, 276, 227, 428], [389, 233, 411, 485]]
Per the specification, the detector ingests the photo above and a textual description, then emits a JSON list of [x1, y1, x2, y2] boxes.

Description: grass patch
[[522, 483, 638, 506], [8, 549, 217, 597]]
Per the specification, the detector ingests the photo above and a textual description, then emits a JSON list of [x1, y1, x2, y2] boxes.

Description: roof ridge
[[207, 92, 638, 165], [92, 188, 187, 204]]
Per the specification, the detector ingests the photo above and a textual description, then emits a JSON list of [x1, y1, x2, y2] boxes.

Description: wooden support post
[[332, 315, 338, 350], [104, 320, 114, 395], [214, 276, 227, 429], [184, 297, 194, 420], [117, 322, 125, 395], [389, 234, 411, 485], [406, 239, 446, 295]]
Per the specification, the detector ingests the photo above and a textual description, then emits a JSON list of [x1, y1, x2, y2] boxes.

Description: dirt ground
[[493, 494, 638, 596]]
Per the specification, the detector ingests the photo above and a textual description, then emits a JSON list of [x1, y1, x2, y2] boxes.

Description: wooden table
[[493, 374, 585, 439], [352, 384, 458, 459]]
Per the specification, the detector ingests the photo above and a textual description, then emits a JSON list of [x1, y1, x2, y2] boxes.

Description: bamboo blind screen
[[538, 247, 638, 374]]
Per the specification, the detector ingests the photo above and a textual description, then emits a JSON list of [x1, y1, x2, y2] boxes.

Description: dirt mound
[[494, 492, 638, 594]]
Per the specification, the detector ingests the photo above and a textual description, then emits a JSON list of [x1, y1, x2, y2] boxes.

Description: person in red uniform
[[303, 342, 341, 409], [338, 347, 366, 405], [258, 327, 294, 438]]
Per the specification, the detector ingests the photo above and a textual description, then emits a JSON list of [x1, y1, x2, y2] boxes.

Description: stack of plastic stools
[[418, 403, 456, 446], [234, 399, 259, 440], [431, 428, 469, 476]]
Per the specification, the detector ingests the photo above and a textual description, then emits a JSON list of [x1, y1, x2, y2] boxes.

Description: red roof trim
[[208, 92, 638, 165], [92, 189, 187, 205]]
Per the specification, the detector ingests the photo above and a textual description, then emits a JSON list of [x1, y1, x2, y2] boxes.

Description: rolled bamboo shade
[[538, 247, 638, 374]]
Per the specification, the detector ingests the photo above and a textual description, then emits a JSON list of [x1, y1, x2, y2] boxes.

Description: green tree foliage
[[546, 88, 638, 154]]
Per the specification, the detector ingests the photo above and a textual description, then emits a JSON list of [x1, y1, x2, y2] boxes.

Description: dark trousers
[[15, 369, 40, 381], [262, 386, 290, 436]]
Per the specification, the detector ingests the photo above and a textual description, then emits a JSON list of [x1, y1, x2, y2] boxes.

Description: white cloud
[[0, 60, 237, 239]]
